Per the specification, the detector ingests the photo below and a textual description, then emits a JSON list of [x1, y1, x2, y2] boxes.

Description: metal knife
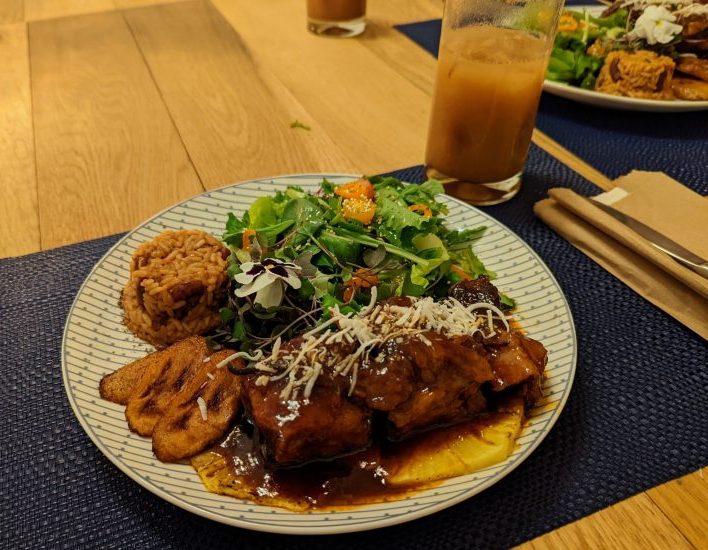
[[589, 198, 708, 280]]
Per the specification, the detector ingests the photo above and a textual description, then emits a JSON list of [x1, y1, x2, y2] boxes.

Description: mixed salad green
[[214, 177, 512, 352], [547, 8, 629, 89]]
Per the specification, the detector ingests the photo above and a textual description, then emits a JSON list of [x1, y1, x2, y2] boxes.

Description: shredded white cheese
[[215, 349, 265, 369], [249, 296, 511, 401], [196, 396, 208, 421]]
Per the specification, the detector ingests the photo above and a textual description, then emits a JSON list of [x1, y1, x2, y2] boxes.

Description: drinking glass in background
[[307, 0, 367, 37], [425, 0, 563, 205]]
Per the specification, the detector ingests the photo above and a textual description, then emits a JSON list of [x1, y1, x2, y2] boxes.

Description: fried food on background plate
[[672, 77, 708, 100], [675, 57, 708, 82], [595, 50, 675, 100]]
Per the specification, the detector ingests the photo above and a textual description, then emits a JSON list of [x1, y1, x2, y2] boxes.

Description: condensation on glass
[[425, 0, 563, 205]]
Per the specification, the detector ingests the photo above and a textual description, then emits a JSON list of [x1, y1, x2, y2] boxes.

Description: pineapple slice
[[385, 398, 525, 487]]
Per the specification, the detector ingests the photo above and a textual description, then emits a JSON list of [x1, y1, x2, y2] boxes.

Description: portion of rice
[[122, 230, 229, 347]]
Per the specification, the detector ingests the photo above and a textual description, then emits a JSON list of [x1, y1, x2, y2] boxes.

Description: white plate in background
[[542, 5, 708, 112]]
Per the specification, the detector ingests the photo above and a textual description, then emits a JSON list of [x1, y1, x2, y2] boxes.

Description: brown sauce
[[212, 410, 511, 510]]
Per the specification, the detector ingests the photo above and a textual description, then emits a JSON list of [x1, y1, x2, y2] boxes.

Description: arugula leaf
[[500, 294, 516, 310], [254, 220, 295, 246], [298, 279, 316, 301], [282, 197, 327, 247], [442, 225, 487, 249], [310, 271, 333, 298], [226, 249, 242, 278], [332, 227, 429, 266], [290, 120, 311, 131], [319, 229, 362, 265], [400, 180, 448, 215], [223, 212, 249, 246], [313, 252, 335, 270], [248, 196, 278, 228], [231, 319, 247, 340], [451, 247, 495, 279], [547, 45, 603, 86], [369, 175, 404, 190], [587, 8, 627, 29], [375, 190, 428, 246], [219, 307, 235, 324], [320, 293, 361, 319], [320, 178, 336, 196], [399, 272, 427, 296]]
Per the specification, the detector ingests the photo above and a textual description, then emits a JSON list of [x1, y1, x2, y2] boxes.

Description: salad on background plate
[[543, 0, 708, 110]]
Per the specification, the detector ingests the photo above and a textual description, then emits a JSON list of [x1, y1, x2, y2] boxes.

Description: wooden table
[[1, 1, 705, 547]]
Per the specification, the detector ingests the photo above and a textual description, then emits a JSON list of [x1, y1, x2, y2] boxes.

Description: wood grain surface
[[123, 0, 356, 187], [0, 0, 24, 23], [25, 0, 115, 21], [211, 0, 432, 174], [647, 469, 708, 550], [114, 0, 190, 8], [29, 10, 202, 249], [2, 0, 705, 547], [520, 492, 696, 550], [0, 23, 39, 257]]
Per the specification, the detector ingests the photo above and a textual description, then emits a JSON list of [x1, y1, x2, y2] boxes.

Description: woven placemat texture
[[1, 147, 706, 550], [395, 18, 708, 190]]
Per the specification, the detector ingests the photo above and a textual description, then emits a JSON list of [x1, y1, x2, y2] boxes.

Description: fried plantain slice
[[125, 336, 208, 436], [99, 349, 169, 405], [152, 350, 243, 462]]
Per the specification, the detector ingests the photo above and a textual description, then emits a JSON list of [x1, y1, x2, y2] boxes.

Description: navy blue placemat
[[395, 14, 708, 189], [1, 154, 706, 550]]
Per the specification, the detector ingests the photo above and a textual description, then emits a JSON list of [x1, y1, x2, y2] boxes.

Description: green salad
[[547, 8, 629, 89], [214, 177, 512, 352]]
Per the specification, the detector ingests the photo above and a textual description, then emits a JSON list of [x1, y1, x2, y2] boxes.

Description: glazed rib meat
[[244, 340, 372, 467], [355, 332, 495, 439], [240, 278, 547, 466], [448, 275, 502, 309], [487, 332, 547, 404], [245, 377, 372, 467], [450, 279, 547, 404]]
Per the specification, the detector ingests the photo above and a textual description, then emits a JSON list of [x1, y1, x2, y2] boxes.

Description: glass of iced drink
[[307, 0, 367, 38], [425, 0, 563, 205]]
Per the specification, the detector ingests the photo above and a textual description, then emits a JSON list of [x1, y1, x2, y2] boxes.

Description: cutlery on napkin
[[534, 171, 708, 339]]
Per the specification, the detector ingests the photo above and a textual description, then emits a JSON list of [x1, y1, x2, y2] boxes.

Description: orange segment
[[342, 197, 376, 225], [408, 204, 432, 217], [335, 179, 375, 200]]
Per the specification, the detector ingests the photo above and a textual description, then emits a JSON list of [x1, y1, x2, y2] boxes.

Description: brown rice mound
[[122, 229, 229, 347]]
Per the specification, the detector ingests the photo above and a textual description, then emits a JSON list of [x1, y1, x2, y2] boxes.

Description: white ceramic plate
[[542, 6, 708, 112], [62, 174, 577, 535]]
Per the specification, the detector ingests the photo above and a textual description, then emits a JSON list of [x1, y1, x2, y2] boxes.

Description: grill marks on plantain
[[100, 336, 244, 462]]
